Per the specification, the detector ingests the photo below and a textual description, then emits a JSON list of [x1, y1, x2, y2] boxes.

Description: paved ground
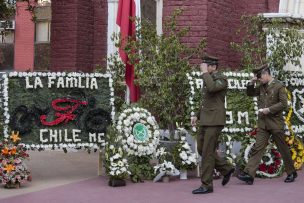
[[0, 150, 100, 199], [0, 151, 303, 203]]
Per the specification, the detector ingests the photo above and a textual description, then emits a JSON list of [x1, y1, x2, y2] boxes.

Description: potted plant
[[0, 131, 32, 188], [172, 128, 197, 179]]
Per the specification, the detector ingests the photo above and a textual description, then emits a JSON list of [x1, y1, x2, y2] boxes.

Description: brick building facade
[[163, 0, 280, 68], [1, 0, 293, 72], [50, 0, 108, 72]]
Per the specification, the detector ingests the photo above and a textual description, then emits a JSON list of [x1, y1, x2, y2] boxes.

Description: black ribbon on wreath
[[66, 89, 87, 116], [68, 90, 112, 134], [9, 105, 49, 135], [82, 108, 111, 134]]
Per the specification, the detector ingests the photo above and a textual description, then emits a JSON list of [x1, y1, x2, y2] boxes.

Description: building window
[[35, 21, 51, 43], [141, 0, 163, 34], [141, 0, 157, 25], [156, 0, 163, 35]]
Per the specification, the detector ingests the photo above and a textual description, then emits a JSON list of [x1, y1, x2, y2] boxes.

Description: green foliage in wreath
[[6, 76, 111, 144], [128, 155, 155, 183], [225, 89, 256, 141]]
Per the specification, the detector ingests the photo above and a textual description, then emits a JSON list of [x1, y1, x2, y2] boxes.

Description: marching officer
[[237, 65, 297, 184], [191, 55, 234, 194]]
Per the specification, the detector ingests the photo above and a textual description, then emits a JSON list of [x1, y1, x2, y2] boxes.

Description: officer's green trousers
[[244, 128, 295, 177], [197, 126, 233, 189]]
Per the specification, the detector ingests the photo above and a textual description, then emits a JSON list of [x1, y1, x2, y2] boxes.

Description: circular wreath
[[116, 107, 160, 157], [244, 140, 284, 178]]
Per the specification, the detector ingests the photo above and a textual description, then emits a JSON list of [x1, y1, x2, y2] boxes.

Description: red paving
[[0, 170, 302, 203]]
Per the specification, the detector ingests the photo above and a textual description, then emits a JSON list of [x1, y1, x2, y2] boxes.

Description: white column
[[135, 0, 141, 18], [299, 0, 304, 15], [156, 0, 163, 35], [294, 0, 301, 15], [107, 0, 120, 60], [135, 0, 141, 34], [279, 0, 289, 13]]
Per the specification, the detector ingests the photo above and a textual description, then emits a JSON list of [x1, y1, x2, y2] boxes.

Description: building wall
[[50, 0, 108, 72], [163, 0, 280, 69], [50, 0, 78, 71], [205, 0, 241, 68], [14, 2, 35, 71], [13, 0, 280, 72], [163, 0, 208, 65], [34, 43, 50, 71], [93, 0, 108, 69], [76, 0, 94, 72]]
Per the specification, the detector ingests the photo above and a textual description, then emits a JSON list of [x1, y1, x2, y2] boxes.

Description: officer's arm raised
[[246, 82, 260, 96], [202, 73, 227, 93]]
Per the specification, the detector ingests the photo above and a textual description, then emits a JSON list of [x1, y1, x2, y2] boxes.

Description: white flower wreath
[[108, 152, 131, 178], [116, 107, 160, 156], [244, 139, 284, 178]]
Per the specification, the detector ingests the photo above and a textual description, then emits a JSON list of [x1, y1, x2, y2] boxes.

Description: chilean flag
[[116, 0, 140, 103]]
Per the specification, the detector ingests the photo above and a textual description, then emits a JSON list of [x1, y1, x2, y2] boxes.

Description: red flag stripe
[[116, 0, 140, 102]]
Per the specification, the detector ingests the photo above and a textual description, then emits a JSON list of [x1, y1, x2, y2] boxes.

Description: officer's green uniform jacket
[[247, 79, 287, 130], [197, 71, 227, 126]]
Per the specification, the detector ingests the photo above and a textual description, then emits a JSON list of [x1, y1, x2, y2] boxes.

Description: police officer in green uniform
[[191, 55, 234, 194], [237, 65, 297, 184]]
